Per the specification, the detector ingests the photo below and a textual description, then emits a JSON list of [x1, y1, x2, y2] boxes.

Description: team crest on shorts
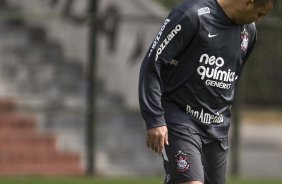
[[164, 174, 171, 183], [240, 29, 249, 52], [175, 150, 190, 172]]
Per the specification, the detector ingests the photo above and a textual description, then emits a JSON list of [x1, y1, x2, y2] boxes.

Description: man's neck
[[217, 0, 238, 22]]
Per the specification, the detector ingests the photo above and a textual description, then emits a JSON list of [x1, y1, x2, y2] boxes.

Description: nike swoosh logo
[[208, 33, 218, 38]]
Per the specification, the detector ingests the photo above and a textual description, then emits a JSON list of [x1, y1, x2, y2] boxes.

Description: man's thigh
[[202, 138, 229, 184], [163, 125, 205, 184]]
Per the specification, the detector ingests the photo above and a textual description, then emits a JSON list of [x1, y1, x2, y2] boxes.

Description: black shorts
[[163, 125, 229, 184]]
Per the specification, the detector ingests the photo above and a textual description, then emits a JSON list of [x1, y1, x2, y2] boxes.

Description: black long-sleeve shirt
[[138, 0, 257, 138]]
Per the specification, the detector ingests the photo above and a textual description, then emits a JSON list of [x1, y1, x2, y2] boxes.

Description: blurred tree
[[155, 0, 182, 9], [0, 0, 8, 8], [156, 0, 281, 13], [271, 1, 282, 17]]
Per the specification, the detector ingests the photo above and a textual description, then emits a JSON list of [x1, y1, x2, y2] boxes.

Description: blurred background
[[0, 0, 281, 181]]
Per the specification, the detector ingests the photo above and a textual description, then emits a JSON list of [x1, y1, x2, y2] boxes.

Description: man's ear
[[244, 0, 255, 8], [246, 0, 254, 6]]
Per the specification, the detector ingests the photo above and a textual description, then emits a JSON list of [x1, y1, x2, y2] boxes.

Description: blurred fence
[[0, 0, 281, 179]]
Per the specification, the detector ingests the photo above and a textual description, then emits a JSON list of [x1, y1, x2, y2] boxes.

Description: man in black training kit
[[138, 0, 275, 183]]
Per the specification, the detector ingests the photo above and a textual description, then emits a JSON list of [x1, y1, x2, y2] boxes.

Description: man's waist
[[162, 100, 230, 125], [185, 104, 225, 125]]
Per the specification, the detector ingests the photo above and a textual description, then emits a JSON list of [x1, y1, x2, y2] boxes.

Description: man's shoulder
[[243, 22, 257, 36], [244, 22, 257, 30], [172, 0, 207, 16]]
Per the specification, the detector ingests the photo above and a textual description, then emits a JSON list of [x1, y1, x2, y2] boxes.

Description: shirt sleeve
[[244, 23, 257, 62], [138, 10, 198, 130]]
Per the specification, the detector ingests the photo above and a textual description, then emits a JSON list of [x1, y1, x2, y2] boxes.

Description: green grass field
[[0, 177, 282, 184]]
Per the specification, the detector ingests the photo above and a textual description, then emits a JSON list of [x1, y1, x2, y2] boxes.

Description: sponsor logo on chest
[[197, 54, 238, 90]]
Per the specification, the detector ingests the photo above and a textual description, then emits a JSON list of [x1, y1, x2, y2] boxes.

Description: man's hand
[[146, 126, 169, 155]]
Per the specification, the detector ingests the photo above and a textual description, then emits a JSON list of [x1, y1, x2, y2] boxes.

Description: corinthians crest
[[240, 29, 249, 51], [175, 150, 190, 172]]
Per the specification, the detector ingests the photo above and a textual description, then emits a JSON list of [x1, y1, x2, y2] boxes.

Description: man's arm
[[138, 10, 198, 154], [244, 23, 257, 62]]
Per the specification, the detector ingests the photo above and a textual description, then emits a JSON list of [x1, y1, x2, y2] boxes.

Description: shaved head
[[254, 0, 276, 6], [217, 0, 274, 24]]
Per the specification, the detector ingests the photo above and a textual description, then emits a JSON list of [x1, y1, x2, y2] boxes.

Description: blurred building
[[0, 0, 88, 175], [0, 0, 167, 177]]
